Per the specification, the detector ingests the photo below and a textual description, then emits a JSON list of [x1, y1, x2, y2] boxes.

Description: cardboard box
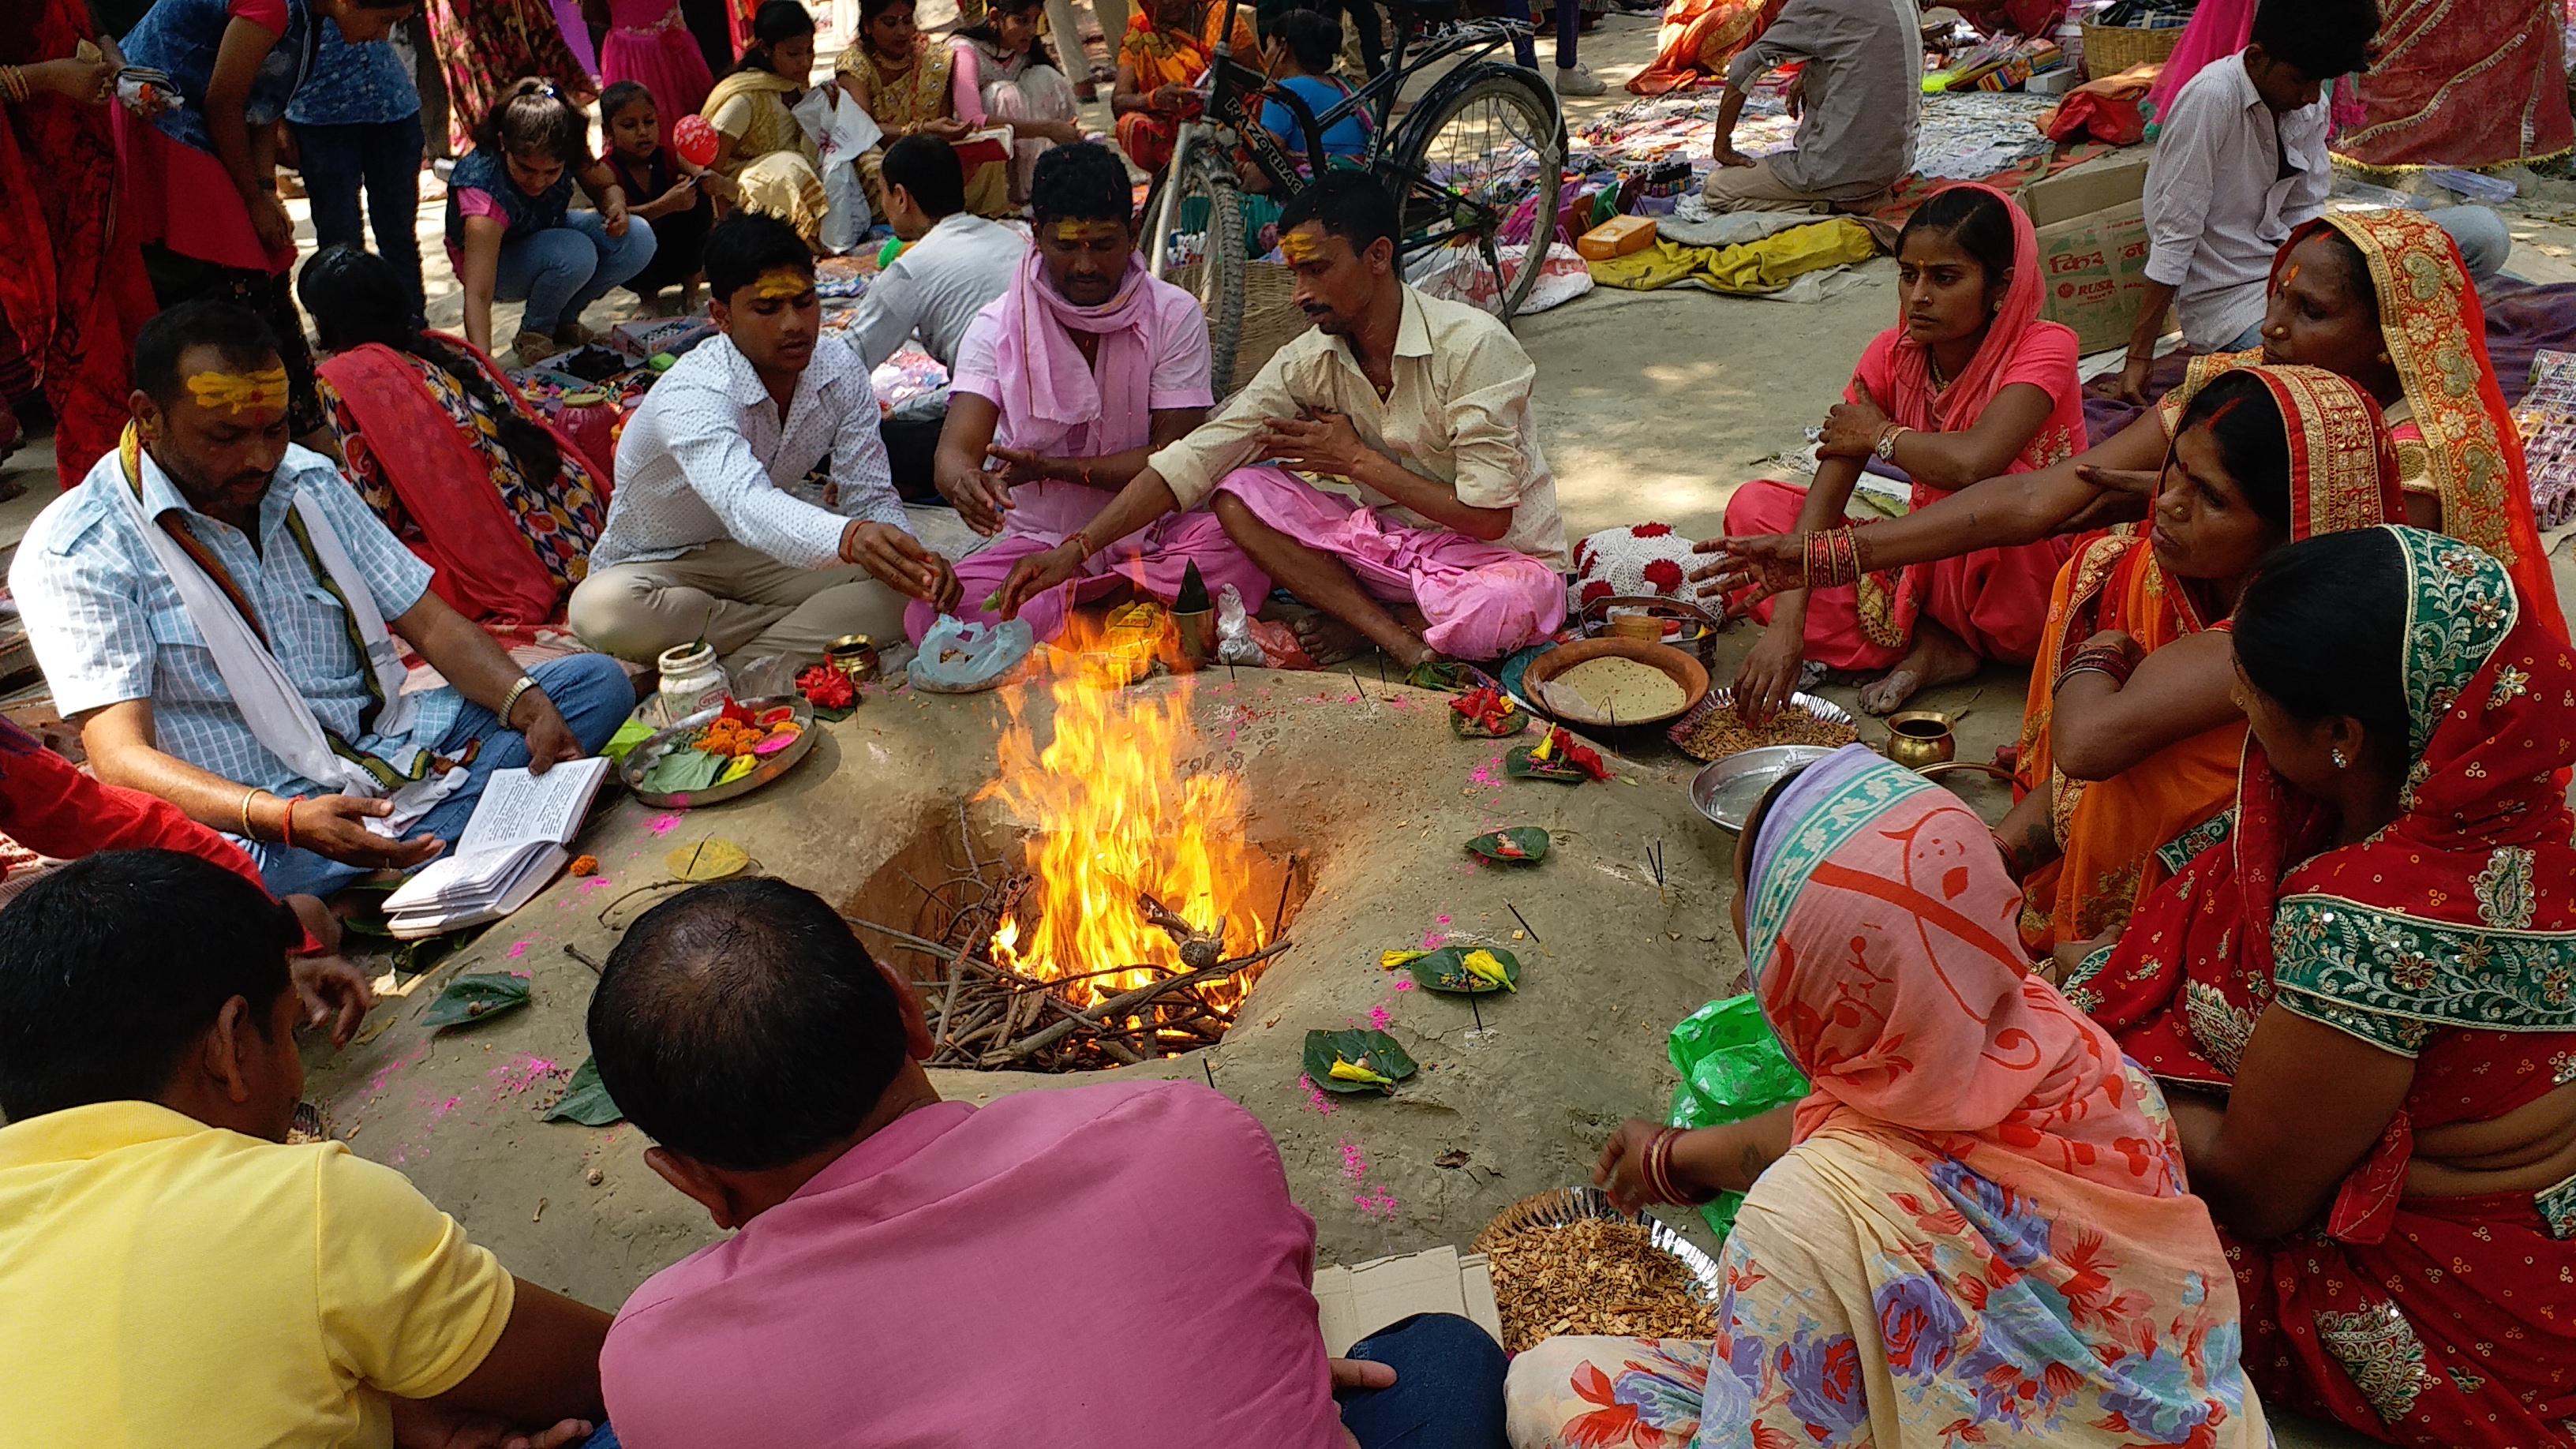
[[1312, 1245, 1505, 1355], [2016, 152, 2156, 354], [1577, 215, 1661, 261]]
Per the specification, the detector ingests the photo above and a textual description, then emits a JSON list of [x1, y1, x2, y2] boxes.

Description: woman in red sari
[[0, 0, 157, 488], [2067, 525, 2576, 1449], [2332, 0, 2572, 170], [1723, 183, 2084, 723]]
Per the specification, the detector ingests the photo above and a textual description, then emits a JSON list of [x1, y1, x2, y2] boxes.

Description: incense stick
[[1505, 900, 1543, 943]]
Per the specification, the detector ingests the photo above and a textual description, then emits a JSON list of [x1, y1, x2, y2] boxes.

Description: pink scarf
[[1747, 746, 2183, 1195], [989, 248, 1157, 456], [1882, 181, 2047, 435]]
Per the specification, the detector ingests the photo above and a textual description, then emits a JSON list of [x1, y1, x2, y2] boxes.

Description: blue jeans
[[494, 212, 660, 337], [1503, 0, 1579, 69], [1339, 1314, 1511, 1449], [2425, 204, 2510, 280], [249, 653, 635, 900], [292, 114, 428, 330]]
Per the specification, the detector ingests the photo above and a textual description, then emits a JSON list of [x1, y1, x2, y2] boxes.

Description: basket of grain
[[1522, 638, 1709, 729], [1474, 1187, 1725, 1354]]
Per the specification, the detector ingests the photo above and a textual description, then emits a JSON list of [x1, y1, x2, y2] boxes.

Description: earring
[[2331, 747, 2349, 769]]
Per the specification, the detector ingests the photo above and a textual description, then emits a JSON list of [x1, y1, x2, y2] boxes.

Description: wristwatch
[[1875, 425, 1907, 462], [500, 674, 543, 728]]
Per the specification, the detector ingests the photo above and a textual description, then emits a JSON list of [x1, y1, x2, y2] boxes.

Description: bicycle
[[1137, 0, 1567, 393]]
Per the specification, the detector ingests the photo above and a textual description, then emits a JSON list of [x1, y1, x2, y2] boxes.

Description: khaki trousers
[[1701, 156, 1886, 216], [568, 539, 910, 669]]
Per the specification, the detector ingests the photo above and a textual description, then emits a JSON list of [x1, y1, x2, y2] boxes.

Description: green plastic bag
[[1665, 994, 1808, 1241]]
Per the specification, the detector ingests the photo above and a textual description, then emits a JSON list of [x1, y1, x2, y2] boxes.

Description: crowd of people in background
[[3, 0, 2575, 1443]]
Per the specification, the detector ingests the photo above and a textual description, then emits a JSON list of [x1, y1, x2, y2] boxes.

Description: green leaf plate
[[1465, 827, 1548, 864], [542, 1056, 624, 1125], [1503, 745, 1588, 783], [1406, 945, 1522, 994], [424, 972, 532, 1030], [1301, 1028, 1419, 1095], [640, 745, 726, 795]]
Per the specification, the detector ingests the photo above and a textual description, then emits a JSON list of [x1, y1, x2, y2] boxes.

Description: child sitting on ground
[[1260, 9, 1370, 172], [601, 80, 732, 314]]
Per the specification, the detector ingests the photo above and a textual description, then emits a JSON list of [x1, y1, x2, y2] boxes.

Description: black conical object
[[1174, 560, 1211, 614]]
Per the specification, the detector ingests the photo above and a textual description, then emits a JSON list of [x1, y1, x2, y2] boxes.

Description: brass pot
[[1885, 710, 1956, 769], [825, 634, 882, 687]]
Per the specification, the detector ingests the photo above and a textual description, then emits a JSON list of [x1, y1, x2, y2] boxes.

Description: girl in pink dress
[[591, 0, 714, 148]]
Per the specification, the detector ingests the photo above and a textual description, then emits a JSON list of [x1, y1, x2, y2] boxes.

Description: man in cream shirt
[[994, 170, 1566, 667]]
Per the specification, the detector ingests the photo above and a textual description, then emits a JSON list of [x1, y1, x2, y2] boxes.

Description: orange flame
[[979, 625, 1272, 1017]]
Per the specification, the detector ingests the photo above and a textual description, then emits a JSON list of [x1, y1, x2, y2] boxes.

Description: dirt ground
[[12, 20, 2576, 1443]]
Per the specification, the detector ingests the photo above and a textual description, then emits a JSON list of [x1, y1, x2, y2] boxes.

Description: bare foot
[[1289, 612, 1370, 666], [1855, 620, 1980, 715]]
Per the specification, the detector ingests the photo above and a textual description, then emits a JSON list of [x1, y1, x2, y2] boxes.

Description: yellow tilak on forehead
[[1052, 219, 1122, 245], [185, 367, 290, 415], [1279, 230, 1325, 264], [751, 268, 813, 300]]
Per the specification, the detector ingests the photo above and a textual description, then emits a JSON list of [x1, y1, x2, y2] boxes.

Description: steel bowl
[[1690, 743, 1840, 831], [620, 694, 819, 809]]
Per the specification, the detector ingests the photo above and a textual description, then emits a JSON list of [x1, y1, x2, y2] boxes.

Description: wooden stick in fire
[[978, 940, 1294, 1068]]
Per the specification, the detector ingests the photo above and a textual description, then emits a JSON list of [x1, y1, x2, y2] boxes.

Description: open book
[[383, 758, 612, 938]]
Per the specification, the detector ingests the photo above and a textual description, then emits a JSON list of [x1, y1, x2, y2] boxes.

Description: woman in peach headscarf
[[1503, 746, 2267, 1449]]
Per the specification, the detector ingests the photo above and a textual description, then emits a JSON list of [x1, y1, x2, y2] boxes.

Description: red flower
[[796, 665, 856, 710], [1631, 522, 1674, 537], [1641, 557, 1685, 593], [1579, 579, 1616, 606]]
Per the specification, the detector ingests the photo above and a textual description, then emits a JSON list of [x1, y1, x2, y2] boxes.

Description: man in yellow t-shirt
[[0, 850, 613, 1447]]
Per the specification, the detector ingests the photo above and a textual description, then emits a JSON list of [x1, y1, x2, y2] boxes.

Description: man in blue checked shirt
[[9, 301, 635, 901]]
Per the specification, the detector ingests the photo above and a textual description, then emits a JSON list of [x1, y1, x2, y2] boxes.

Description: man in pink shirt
[[915, 141, 1269, 646], [587, 878, 1508, 1449]]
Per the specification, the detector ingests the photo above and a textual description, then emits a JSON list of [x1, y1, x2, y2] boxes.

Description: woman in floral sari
[[1507, 744, 2267, 1449], [422, 0, 597, 153], [1626, 0, 1782, 97], [2066, 526, 2576, 1449], [2001, 365, 2402, 958], [1110, 0, 1255, 172], [299, 243, 608, 627], [838, 0, 972, 217]]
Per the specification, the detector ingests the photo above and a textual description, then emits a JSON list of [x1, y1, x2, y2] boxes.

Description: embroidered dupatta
[[1118, 3, 1256, 92], [2016, 365, 2405, 954], [2155, 208, 2566, 642]]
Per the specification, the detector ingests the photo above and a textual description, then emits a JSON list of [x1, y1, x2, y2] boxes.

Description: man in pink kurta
[[911, 142, 1267, 645], [585, 877, 1360, 1449]]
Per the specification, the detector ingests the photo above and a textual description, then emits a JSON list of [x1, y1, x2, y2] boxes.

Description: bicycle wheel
[[1149, 143, 1250, 395], [1386, 62, 1565, 322]]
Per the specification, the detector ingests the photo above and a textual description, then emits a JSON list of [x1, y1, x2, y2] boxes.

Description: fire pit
[[847, 650, 1309, 1072]]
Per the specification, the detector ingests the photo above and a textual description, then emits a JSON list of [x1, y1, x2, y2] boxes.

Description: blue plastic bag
[[1665, 993, 1808, 1241], [907, 616, 1035, 693]]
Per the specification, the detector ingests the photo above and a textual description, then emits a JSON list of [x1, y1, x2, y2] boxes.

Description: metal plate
[[1690, 743, 1838, 832], [619, 694, 818, 809], [1473, 1185, 1723, 1305], [1667, 688, 1857, 761]]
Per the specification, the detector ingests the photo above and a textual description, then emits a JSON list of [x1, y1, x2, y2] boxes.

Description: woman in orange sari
[[2069, 526, 2576, 1449], [1626, 0, 1782, 97], [1110, 0, 1254, 173], [1998, 364, 2402, 958]]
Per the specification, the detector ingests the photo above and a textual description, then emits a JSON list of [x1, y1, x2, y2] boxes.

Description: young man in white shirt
[[2118, 0, 2510, 402], [849, 135, 1028, 500], [570, 214, 962, 670]]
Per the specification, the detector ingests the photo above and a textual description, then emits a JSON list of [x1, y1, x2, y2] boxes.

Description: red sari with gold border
[[2072, 528, 2576, 1449]]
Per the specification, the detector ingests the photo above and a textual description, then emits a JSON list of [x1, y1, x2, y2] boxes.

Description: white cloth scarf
[[107, 444, 465, 835]]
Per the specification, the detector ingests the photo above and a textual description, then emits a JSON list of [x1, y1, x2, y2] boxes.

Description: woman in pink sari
[[1508, 746, 2267, 1448], [919, 141, 1264, 645], [1720, 182, 2083, 722]]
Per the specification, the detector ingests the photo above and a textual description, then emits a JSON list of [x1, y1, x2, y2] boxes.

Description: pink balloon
[[672, 114, 718, 168]]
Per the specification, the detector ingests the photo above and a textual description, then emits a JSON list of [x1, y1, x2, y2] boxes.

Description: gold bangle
[[239, 786, 268, 841]]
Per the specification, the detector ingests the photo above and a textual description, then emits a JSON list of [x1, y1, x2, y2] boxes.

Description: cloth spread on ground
[[1587, 216, 1878, 294]]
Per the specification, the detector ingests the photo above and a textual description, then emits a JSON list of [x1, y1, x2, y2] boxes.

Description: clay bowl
[[1522, 638, 1709, 729]]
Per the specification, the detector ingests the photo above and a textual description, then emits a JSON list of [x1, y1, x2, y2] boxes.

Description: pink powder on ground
[[1297, 1075, 1337, 1115], [489, 1055, 565, 1099], [505, 942, 530, 960], [580, 875, 615, 893], [1367, 1005, 1392, 1032], [648, 814, 683, 835]]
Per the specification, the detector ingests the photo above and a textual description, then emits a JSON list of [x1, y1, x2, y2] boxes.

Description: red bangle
[[280, 796, 305, 850]]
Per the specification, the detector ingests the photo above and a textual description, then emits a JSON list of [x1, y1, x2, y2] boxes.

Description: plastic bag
[[1665, 994, 1809, 1241], [908, 616, 1035, 692], [1214, 584, 1318, 669]]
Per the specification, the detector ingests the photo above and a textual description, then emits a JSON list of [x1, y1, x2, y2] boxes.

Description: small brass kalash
[[1882, 710, 1956, 769]]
